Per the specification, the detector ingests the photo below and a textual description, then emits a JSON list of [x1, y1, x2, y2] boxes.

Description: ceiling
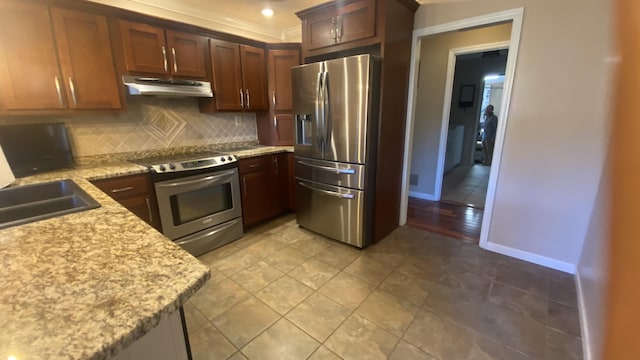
[[90, 0, 435, 42]]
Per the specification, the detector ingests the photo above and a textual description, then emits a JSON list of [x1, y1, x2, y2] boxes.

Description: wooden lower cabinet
[[239, 153, 294, 228], [91, 173, 161, 231]]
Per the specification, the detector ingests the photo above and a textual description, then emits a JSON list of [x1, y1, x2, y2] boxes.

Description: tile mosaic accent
[[61, 97, 257, 156]]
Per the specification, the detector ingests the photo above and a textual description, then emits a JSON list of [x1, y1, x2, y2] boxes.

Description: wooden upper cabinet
[[0, 1, 66, 110], [0, 1, 121, 112], [209, 39, 243, 111], [119, 20, 168, 75], [297, 0, 377, 55], [165, 30, 206, 78], [267, 49, 300, 111], [206, 40, 267, 112], [240, 45, 268, 111], [119, 20, 206, 79], [51, 8, 121, 109]]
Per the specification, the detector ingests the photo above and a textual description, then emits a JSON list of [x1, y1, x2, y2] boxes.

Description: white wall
[[409, 23, 511, 197], [414, 0, 613, 268]]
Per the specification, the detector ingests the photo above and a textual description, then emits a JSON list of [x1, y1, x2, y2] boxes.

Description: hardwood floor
[[406, 197, 483, 243]]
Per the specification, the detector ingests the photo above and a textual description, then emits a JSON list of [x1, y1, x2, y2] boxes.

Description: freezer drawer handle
[[298, 181, 355, 199], [298, 161, 355, 174]]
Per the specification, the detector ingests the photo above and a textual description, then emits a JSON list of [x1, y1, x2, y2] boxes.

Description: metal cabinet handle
[[248, 163, 259, 168], [242, 177, 247, 198], [274, 157, 279, 173], [54, 76, 63, 106], [298, 181, 354, 199], [337, 15, 343, 41], [171, 47, 178, 73], [245, 89, 250, 109], [68, 77, 77, 106], [272, 91, 276, 107], [145, 197, 153, 224], [110, 186, 134, 194], [330, 17, 337, 41], [161, 46, 168, 72], [239, 88, 244, 108]]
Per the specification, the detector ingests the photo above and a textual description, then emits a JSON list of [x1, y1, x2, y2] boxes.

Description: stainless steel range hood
[[123, 75, 213, 97]]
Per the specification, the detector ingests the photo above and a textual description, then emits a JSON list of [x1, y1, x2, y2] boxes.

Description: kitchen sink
[[0, 179, 100, 229]]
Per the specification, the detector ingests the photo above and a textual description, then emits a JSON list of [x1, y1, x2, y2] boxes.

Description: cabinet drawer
[[239, 156, 271, 174], [92, 173, 150, 200]]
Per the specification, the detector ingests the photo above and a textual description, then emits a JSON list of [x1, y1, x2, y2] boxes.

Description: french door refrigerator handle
[[322, 71, 330, 150], [298, 181, 355, 199], [298, 161, 355, 174], [315, 71, 324, 154]]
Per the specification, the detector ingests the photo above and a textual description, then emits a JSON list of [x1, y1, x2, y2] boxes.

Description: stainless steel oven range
[[135, 152, 243, 256]]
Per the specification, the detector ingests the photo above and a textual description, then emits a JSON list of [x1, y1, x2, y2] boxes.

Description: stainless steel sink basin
[[0, 179, 100, 229]]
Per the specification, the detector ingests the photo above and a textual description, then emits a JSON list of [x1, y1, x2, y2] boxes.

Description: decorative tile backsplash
[[58, 97, 257, 157]]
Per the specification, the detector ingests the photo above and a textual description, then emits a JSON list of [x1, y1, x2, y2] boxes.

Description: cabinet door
[[336, 0, 376, 45], [287, 153, 296, 211], [240, 45, 268, 111], [0, 1, 66, 110], [209, 39, 243, 111], [274, 113, 294, 146], [267, 49, 300, 111], [303, 7, 338, 51], [165, 30, 206, 79], [274, 153, 290, 214], [240, 169, 274, 227], [51, 8, 121, 110], [119, 20, 168, 75]]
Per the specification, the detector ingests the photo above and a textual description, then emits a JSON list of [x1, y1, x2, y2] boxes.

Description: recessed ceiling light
[[262, 8, 274, 17]]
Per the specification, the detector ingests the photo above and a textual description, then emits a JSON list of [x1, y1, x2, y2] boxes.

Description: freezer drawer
[[296, 178, 368, 248], [295, 156, 366, 190]]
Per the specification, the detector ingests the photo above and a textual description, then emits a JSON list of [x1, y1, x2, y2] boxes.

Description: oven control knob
[[159, 165, 166, 172], [227, 156, 233, 161], [169, 163, 176, 170], [220, 157, 226, 162]]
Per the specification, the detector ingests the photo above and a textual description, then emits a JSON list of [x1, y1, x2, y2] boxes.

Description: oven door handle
[[156, 170, 236, 188]]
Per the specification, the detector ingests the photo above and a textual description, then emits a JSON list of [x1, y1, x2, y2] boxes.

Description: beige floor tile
[[232, 232, 266, 249], [188, 322, 237, 360], [289, 258, 340, 290], [314, 243, 360, 269], [286, 292, 351, 342], [183, 301, 209, 334], [487, 282, 547, 325], [379, 269, 435, 306], [356, 290, 419, 337], [256, 275, 314, 314], [231, 261, 283, 294], [389, 340, 436, 360], [190, 278, 251, 320], [290, 235, 332, 256], [269, 226, 312, 244], [212, 296, 280, 347], [227, 351, 248, 360], [343, 256, 394, 286], [325, 314, 399, 360], [547, 300, 581, 338], [264, 247, 310, 273], [403, 309, 475, 359], [211, 249, 261, 276], [318, 272, 375, 310], [198, 243, 241, 265], [308, 346, 343, 360], [241, 318, 319, 360], [243, 238, 287, 259], [546, 328, 582, 360]]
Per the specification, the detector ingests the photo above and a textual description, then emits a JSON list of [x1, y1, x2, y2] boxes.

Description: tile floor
[[441, 164, 490, 208], [184, 214, 582, 360]]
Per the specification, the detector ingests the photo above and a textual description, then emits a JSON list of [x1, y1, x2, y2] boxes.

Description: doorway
[[440, 51, 508, 210], [400, 9, 524, 248]]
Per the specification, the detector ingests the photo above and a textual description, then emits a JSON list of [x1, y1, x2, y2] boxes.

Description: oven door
[[155, 168, 242, 240]]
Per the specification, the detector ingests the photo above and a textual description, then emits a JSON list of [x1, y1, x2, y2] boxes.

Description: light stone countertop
[[0, 144, 292, 359]]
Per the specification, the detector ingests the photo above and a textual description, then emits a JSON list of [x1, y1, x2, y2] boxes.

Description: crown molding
[[282, 25, 302, 42], [89, 0, 287, 42]]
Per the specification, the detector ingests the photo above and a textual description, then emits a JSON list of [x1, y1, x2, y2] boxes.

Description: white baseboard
[[575, 269, 592, 360], [409, 191, 437, 201], [483, 242, 576, 274]]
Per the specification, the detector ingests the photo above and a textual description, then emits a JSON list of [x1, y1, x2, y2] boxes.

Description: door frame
[[433, 41, 510, 202], [399, 8, 524, 250]]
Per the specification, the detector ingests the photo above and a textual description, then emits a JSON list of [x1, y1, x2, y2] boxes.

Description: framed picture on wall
[[459, 84, 476, 109]]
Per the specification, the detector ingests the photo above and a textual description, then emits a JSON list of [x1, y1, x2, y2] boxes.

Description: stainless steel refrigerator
[[293, 54, 380, 248]]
